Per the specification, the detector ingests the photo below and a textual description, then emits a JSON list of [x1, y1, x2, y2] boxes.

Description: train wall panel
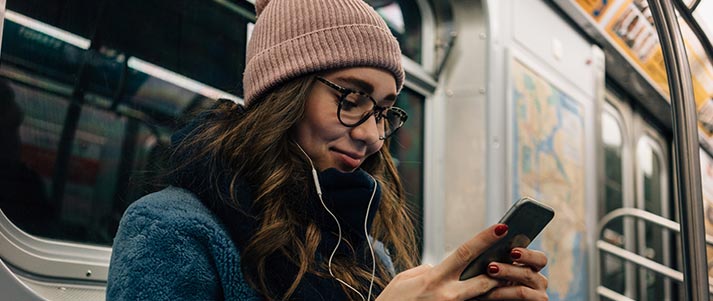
[[438, 0, 490, 255]]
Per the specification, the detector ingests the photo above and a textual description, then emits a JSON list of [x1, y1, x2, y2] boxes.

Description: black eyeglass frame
[[315, 76, 408, 140]]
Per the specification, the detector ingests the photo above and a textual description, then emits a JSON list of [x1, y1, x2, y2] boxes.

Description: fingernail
[[510, 250, 522, 260], [494, 224, 508, 236], [488, 264, 499, 274]]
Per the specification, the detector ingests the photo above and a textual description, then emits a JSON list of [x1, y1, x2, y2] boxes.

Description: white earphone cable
[[295, 143, 376, 301], [363, 174, 378, 300]]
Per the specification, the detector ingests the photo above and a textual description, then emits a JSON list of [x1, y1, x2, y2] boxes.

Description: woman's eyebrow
[[335, 76, 397, 101], [335, 76, 375, 93], [378, 95, 397, 104]]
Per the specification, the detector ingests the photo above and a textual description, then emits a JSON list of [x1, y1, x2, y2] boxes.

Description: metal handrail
[[595, 208, 713, 300], [647, 0, 710, 300], [598, 240, 683, 282], [597, 286, 636, 301], [598, 208, 713, 245]]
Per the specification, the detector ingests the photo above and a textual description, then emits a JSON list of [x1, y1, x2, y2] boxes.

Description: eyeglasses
[[316, 76, 408, 140]]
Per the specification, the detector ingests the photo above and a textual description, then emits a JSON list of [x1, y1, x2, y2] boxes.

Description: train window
[[389, 87, 425, 251], [636, 136, 669, 300], [600, 108, 626, 294], [1, 0, 429, 251], [0, 73, 176, 245], [638, 139, 663, 215], [602, 110, 624, 233], [367, 0, 423, 63], [0, 0, 247, 245]]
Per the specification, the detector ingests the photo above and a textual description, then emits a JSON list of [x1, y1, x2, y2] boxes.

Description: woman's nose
[[350, 114, 383, 145]]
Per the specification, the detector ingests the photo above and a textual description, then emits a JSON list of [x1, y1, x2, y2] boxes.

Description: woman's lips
[[333, 150, 362, 170]]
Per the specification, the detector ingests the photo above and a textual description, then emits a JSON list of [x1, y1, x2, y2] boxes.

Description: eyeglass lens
[[338, 92, 405, 138]]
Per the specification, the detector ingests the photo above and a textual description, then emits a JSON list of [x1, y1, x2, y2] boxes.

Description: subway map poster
[[512, 60, 588, 300]]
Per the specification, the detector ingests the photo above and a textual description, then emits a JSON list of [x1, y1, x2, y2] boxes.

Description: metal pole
[[647, 1, 710, 300]]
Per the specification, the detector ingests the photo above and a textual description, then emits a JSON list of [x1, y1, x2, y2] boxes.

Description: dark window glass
[[389, 87, 425, 254], [1, 80, 65, 238], [95, 0, 249, 97], [7, 0, 99, 40], [6, 0, 251, 98]]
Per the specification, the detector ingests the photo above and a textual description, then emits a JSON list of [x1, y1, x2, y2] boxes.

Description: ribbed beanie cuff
[[243, 0, 404, 105]]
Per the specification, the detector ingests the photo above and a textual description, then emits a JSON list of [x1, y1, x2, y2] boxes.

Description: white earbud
[[294, 142, 377, 301]]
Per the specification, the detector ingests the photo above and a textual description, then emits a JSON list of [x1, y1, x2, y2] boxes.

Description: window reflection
[[376, 2, 406, 34]]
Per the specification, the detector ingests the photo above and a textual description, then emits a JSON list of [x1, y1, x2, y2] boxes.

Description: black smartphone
[[459, 197, 555, 280]]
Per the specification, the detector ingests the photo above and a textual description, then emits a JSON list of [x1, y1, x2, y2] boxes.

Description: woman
[[107, 0, 549, 300]]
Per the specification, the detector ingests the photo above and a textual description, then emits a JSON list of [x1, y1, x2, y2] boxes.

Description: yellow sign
[[575, 0, 613, 22], [605, 0, 669, 94], [578, 0, 713, 137]]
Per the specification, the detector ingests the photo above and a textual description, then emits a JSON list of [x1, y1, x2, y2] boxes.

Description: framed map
[[511, 59, 587, 300]]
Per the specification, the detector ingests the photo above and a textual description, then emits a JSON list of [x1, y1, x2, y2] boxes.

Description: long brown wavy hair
[[169, 74, 418, 300]]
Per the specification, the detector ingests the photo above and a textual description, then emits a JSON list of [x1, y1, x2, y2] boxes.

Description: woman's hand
[[377, 224, 549, 301], [477, 247, 548, 300]]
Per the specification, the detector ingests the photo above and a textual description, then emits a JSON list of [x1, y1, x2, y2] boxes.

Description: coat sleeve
[[370, 237, 396, 276], [106, 201, 222, 301]]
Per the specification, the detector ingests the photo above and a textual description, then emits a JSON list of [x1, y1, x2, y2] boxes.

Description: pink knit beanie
[[243, 0, 405, 105]]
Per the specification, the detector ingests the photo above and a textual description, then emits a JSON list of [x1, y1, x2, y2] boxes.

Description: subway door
[[599, 90, 672, 300], [485, 0, 604, 300]]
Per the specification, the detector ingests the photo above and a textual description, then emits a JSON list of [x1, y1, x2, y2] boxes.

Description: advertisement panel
[[576, 0, 713, 151]]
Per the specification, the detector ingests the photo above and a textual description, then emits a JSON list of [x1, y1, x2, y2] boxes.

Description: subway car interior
[[3, 0, 713, 300]]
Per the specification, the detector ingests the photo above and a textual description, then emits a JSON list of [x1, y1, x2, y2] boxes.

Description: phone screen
[[459, 197, 554, 280]]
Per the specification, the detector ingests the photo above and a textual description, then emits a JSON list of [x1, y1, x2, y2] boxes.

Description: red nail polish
[[488, 264, 499, 274], [510, 250, 522, 260], [494, 224, 508, 236]]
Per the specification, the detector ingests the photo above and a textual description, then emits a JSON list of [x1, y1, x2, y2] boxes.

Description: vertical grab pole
[[647, 0, 709, 300]]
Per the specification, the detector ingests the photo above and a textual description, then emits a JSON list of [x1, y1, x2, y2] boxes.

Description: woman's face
[[293, 67, 397, 172]]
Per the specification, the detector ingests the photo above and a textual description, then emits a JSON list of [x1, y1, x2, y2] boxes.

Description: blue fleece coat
[[107, 186, 396, 300], [107, 186, 260, 300]]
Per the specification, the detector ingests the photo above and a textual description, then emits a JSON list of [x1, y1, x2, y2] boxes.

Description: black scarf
[[169, 107, 384, 300]]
